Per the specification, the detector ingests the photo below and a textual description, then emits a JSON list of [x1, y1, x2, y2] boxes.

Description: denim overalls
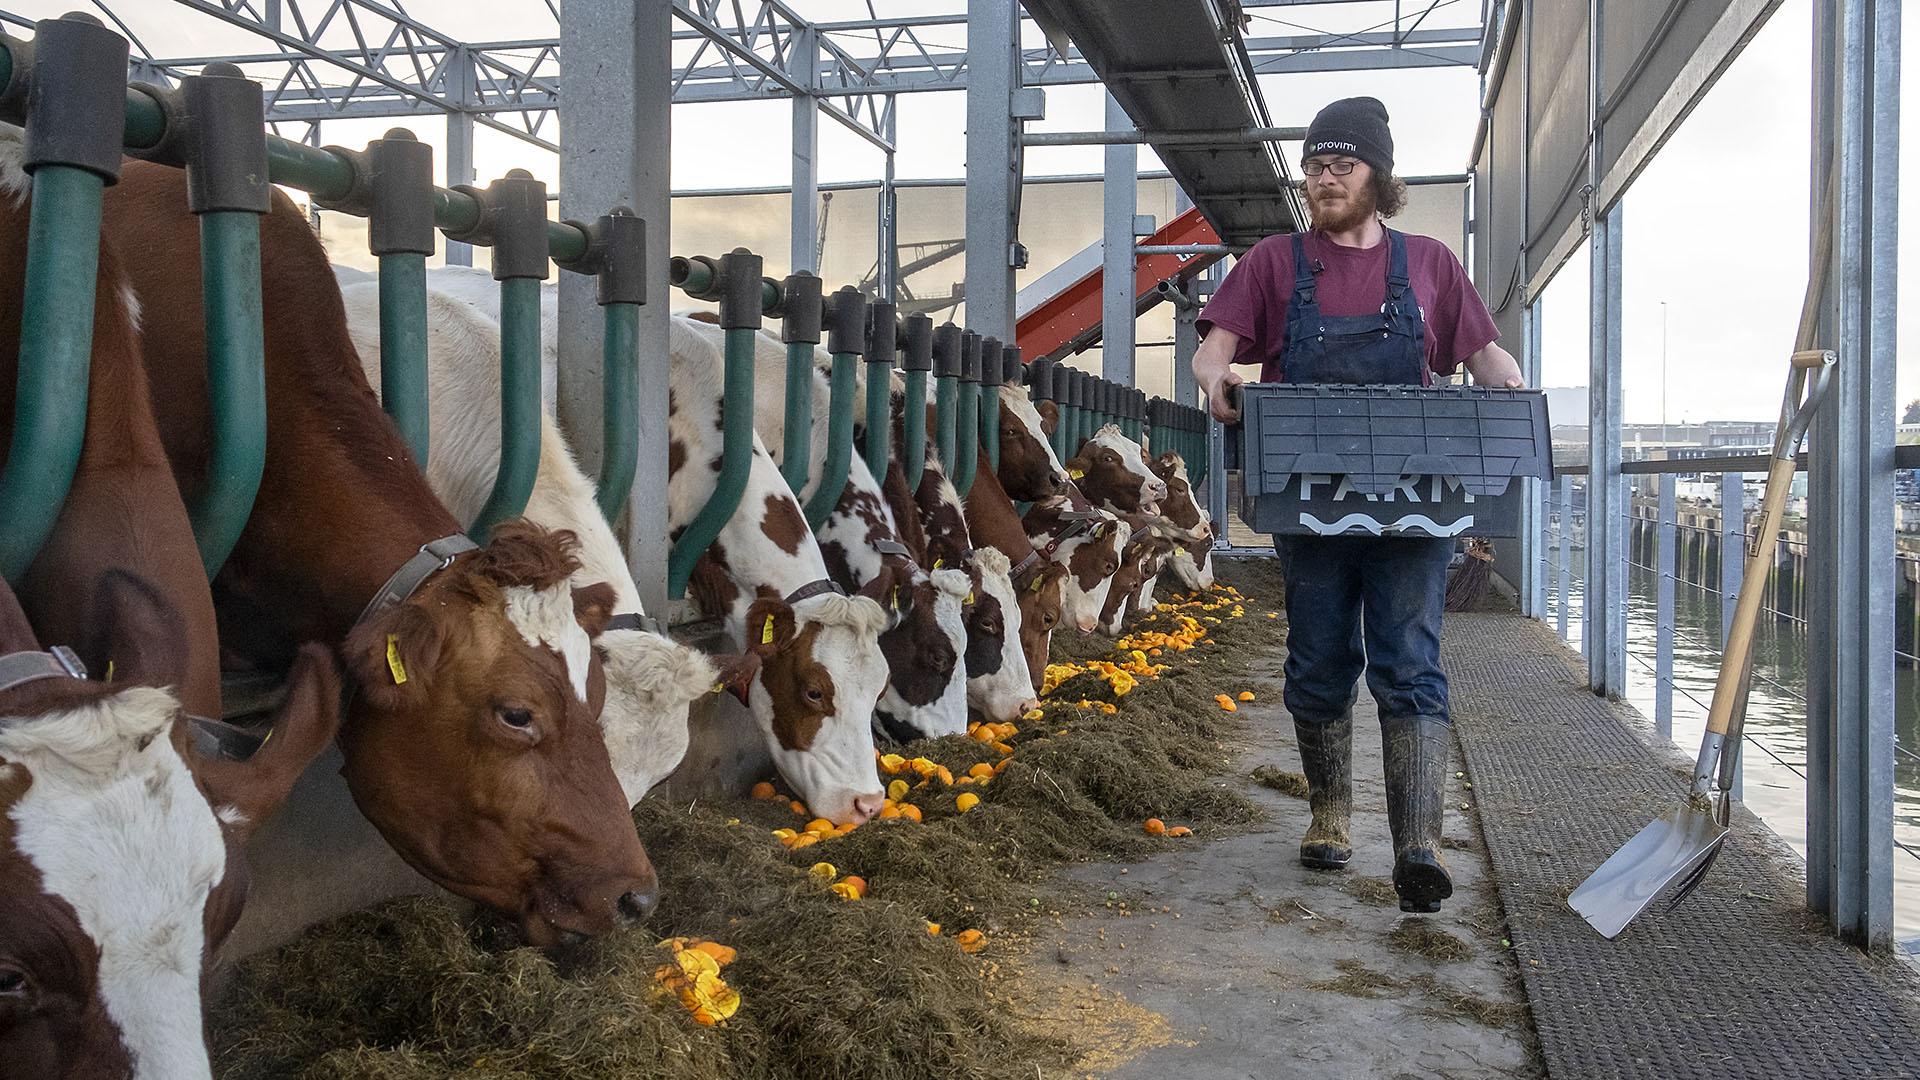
[[1274, 229, 1454, 726]]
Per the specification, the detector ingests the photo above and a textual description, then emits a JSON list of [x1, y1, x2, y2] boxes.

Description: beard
[[1306, 179, 1378, 234]]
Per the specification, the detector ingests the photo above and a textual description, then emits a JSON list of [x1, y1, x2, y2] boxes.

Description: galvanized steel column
[[1521, 301, 1545, 618], [1807, 0, 1899, 951], [1585, 202, 1628, 695], [964, 0, 1019, 339], [1656, 474, 1676, 743], [444, 47, 477, 268], [559, 0, 672, 611], [1101, 91, 1135, 387], [790, 28, 820, 275]]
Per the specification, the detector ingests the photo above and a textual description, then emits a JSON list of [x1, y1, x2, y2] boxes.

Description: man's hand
[[1463, 342, 1524, 388], [1193, 327, 1246, 422]]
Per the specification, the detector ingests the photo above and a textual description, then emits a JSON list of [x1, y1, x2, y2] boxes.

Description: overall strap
[[1289, 232, 1320, 306], [1384, 228, 1412, 299]]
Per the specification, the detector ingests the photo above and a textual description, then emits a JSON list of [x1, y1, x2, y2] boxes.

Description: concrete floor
[[1011, 650, 1542, 1080]]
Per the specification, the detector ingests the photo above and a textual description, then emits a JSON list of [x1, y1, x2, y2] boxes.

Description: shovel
[[1569, 347, 1834, 938]]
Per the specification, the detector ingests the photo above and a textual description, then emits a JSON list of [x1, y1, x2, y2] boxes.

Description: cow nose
[[1077, 616, 1099, 634], [1151, 481, 1169, 498], [850, 792, 885, 823], [617, 886, 659, 926], [1015, 697, 1039, 718]]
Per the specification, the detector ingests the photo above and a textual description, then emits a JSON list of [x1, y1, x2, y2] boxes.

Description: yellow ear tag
[[761, 615, 776, 645], [386, 634, 408, 685], [1068, 467, 1085, 480], [1030, 575, 1045, 592], [966, 590, 976, 606], [933, 558, 943, 570], [105, 660, 114, 684], [892, 586, 901, 610], [709, 681, 725, 695]]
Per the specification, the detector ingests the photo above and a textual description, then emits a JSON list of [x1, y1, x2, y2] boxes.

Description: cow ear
[[743, 597, 796, 658], [88, 569, 190, 691], [687, 310, 721, 325], [1036, 400, 1059, 435], [185, 643, 342, 842], [344, 602, 442, 709], [572, 581, 618, 637], [710, 651, 762, 706]]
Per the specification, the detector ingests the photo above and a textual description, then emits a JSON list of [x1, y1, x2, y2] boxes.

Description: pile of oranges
[[651, 939, 741, 1027]]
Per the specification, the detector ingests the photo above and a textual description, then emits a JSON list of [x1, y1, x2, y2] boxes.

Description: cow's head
[[1016, 561, 1068, 696], [0, 572, 338, 1080], [1147, 452, 1216, 591], [875, 567, 972, 740], [595, 625, 718, 806], [1066, 426, 1167, 515], [996, 393, 1069, 502], [739, 590, 891, 825], [960, 548, 1040, 724], [1171, 525, 1217, 591], [1100, 518, 1176, 634], [340, 521, 656, 946], [1046, 510, 1131, 634]]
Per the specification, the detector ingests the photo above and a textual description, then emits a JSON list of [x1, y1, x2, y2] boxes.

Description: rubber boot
[[1382, 713, 1453, 913], [1293, 713, 1353, 870]]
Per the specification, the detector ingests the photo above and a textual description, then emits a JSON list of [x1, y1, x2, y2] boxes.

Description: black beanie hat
[[1302, 96, 1394, 176]]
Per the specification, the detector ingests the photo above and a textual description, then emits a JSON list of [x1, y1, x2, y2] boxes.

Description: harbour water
[[1544, 556, 1920, 942]]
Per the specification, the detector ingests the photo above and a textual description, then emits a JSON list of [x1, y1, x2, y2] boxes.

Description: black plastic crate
[[1227, 384, 1552, 538]]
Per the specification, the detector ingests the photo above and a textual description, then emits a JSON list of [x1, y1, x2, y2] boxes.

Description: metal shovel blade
[[1569, 802, 1729, 939]]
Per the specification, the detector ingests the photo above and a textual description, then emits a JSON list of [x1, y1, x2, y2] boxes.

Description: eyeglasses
[[1301, 160, 1359, 177]]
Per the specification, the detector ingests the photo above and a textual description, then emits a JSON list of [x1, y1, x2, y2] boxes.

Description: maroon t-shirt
[[1197, 229, 1498, 384]]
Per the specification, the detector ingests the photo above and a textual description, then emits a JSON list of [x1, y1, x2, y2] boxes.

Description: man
[[1191, 96, 1522, 914]]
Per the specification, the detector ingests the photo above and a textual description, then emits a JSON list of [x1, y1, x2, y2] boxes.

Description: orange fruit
[[887, 779, 910, 801], [899, 804, 923, 822], [789, 834, 819, 849], [841, 875, 868, 897], [934, 765, 955, 786], [1144, 818, 1166, 835], [830, 882, 862, 901], [955, 929, 986, 953], [805, 818, 835, 835], [750, 781, 778, 799], [968, 763, 994, 780], [878, 805, 902, 819], [1237, 691, 1255, 702], [925, 921, 941, 935], [955, 792, 980, 812], [991, 741, 1014, 755], [835, 822, 858, 835], [789, 800, 807, 815], [1167, 826, 1193, 837], [690, 941, 737, 965]]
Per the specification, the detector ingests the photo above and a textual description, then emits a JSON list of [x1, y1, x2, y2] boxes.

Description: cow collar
[[605, 612, 667, 635], [0, 647, 264, 761], [1010, 551, 1044, 592], [871, 539, 912, 559], [0, 646, 87, 696], [784, 579, 846, 605], [354, 534, 479, 629], [1038, 513, 1109, 560]]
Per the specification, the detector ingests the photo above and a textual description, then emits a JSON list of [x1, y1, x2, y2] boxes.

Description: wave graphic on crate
[[1300, 512, 1477, 537]]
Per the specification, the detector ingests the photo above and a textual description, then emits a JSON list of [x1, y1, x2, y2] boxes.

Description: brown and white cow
[[105, 163, 654, 948], [992, 386, 1071, 503], [342, 279, 719, 805], [1067, 424, 1168, 515], [1098, 513, 1179, 634], [666, 317, 891, 822], [1147, 450, 1217, 591], [0, 570, 339, 1080], [960, 450, 1070, 691], [1022, 481, 1130, 636]]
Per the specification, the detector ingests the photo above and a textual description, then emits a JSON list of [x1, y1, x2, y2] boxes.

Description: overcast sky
[[6, 0, 1907, 423]]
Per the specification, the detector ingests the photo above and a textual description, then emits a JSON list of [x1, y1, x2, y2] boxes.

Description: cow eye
[[1104, 563, 1117, 576], [0, 968, 27, 996], [805, 687, 824, 703], [498, 707, 535, 730], [1042, 612, 1057, 627]]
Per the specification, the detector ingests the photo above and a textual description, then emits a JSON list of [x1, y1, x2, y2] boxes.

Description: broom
[[1444, 538, 1495, 612]]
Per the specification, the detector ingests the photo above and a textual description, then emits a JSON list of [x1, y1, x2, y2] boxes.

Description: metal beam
[[1585, 201, 1627, 696], [1025, 125, 1306, 147], [1101, 90, 1135, 388], [558, 0, 674, 615], [963, 0, 1019, 340], [1806, 0, 1898, 953], [790, 27, 819, 274]]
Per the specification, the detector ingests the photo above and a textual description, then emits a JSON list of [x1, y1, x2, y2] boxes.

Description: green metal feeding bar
[[901, 315, 933, 493], [365, 129, 435, 466], [1047, 363, 1071, 464], [952, 330, 981, 498], [978, 335, 1002, 475], [804, 286, 866, 528], [931, 323, 961, 481], [0, 21, 142, 579], [461, 170, 550, 540], [544, 207, 650, 519], [668, 249, 766, 599], [779, 272, 823, 497], [865, 300, 897, 479]]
